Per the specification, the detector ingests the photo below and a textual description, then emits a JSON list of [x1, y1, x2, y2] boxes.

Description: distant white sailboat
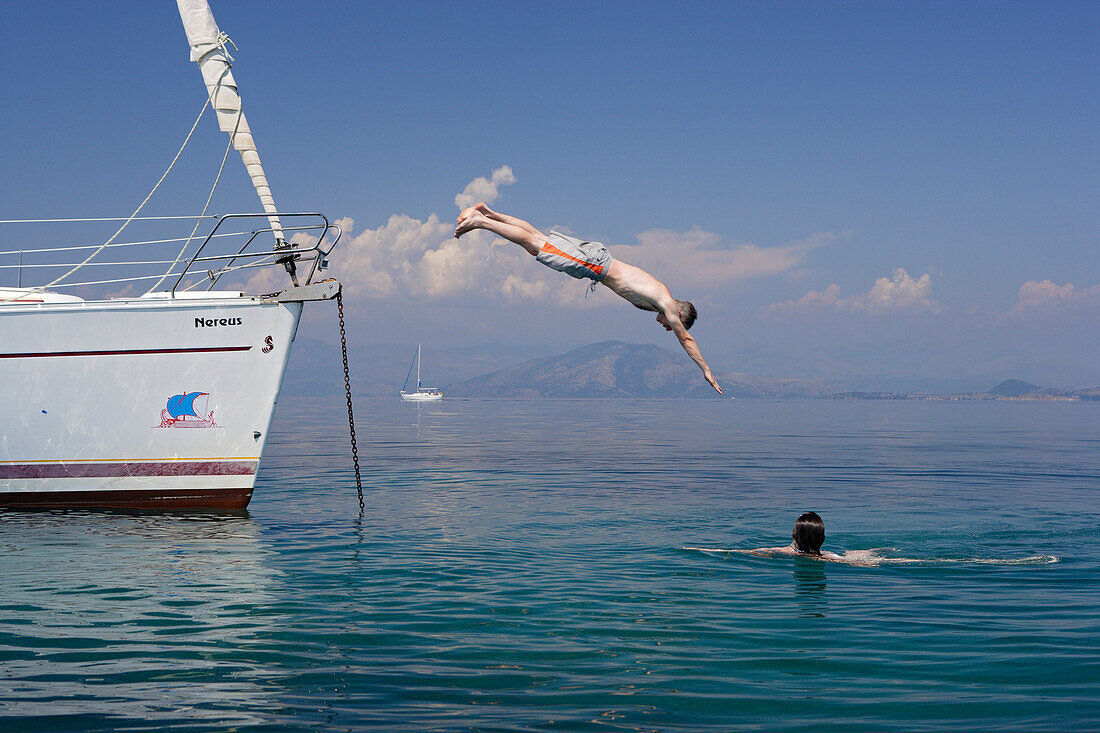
[[400, 345, 443, 402]]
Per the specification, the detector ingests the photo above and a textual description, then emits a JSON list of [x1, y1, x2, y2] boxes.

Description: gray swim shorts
[[536, 231, 613, 282]]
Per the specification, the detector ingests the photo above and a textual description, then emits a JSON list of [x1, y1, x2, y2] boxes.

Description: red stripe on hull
[[0, 461, 258, 479], [0, 487, 253, 510], [0, 346, 252, 359]]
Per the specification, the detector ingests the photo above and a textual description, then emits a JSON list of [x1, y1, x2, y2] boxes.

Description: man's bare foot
[[454, 209, 487, 238], [456, 202, 494, 225]]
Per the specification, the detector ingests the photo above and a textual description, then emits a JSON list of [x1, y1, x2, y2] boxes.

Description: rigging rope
[[41, 99, 211, 290], [43, 60, 235, 293], [147, 101, 241, 293], [0, 216, 219, 224]]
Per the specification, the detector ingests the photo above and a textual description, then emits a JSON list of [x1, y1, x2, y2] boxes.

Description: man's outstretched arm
[[664, 306, 723, 394]]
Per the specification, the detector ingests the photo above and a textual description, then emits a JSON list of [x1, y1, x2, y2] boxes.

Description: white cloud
[[499, 274, 551, 301], [777, 283, 844, 310], [608, 229, 837, 291], [326, 219, 830, 306], [454, 166, 517, 210], [248, 169, 837, 309], [770, 268, 941, 314], [314, 204, 571, 305], [865, 269, 937, 310], [1011, 280, 1100, 314]]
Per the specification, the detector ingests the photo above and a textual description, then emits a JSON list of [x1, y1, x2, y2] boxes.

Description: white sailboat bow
[[0, 1, 345, 509]]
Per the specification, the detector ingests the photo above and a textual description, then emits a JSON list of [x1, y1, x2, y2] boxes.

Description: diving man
[[455, 203, 722, 394]]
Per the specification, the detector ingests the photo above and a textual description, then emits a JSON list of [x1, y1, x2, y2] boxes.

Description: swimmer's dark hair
[[676, 300, 697, 330], [792, 512, 825, 555]]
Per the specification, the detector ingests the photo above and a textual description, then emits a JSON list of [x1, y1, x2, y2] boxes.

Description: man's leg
[[455, 203, 546, 256], [478, 205, 543, 238]]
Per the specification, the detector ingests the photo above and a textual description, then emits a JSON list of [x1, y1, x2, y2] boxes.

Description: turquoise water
[[1, 399, 1098, 731]]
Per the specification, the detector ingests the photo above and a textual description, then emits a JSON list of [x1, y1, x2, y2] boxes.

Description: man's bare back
[[454, 203, 722, 393]]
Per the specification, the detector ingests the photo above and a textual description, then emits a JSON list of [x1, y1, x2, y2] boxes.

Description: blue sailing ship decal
[[157, 391, 218, 428]]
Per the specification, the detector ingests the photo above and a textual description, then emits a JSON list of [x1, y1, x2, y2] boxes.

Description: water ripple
[[1, 399, 1098, 731]]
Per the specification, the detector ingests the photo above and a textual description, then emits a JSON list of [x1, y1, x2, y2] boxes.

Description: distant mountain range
[[284, 338, 1098, 400], [446, 341, 830, 399]]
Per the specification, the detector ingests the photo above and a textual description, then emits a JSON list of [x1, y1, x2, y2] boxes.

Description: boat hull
[[0, 486, 253, 510], [400, 392, 443, 402], [0, 296, 302, 509]]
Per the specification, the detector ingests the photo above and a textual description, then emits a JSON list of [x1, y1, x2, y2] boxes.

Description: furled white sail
[[176, 0, 284, 242]]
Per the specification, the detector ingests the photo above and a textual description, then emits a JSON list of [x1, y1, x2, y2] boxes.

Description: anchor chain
[[336, 288, 364, 509]]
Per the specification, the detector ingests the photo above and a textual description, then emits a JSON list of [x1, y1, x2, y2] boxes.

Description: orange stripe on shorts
[[540, 242, 605, 276]]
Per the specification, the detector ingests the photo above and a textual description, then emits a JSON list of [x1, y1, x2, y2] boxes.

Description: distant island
[[445, 342, 1099, 401], [831, 379, 1099, 402]]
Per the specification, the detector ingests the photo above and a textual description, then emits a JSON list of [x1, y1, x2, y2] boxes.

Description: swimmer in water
[[749, 512, 846, 561], [688, 512, 1059, 566]]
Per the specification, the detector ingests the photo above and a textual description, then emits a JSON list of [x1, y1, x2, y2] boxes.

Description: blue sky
[[2, 1, 1097, 390]]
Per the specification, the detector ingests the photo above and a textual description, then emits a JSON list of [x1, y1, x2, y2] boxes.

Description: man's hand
[[654, 296, 723, 396], [704, 370, 723, 394], [666, 311, 723, 395]]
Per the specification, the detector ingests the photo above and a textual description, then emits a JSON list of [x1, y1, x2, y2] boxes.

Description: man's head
[[677, 300, 698, 330], [656, 300, 698, 331], [792, 512, 825, 555]]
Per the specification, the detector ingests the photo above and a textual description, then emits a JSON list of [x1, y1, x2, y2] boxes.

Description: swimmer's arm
[[742, 546, 799, 557], [738, 547, 870, 564]]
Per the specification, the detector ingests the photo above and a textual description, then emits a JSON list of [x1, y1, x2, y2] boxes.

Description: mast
[[175, 0, 285, 244], [417, 344, 422, 392]]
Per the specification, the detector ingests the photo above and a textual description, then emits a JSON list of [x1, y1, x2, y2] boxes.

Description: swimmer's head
[[792, 512, 825, 555]]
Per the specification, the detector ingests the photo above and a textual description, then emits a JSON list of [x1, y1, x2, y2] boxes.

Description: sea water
[[1, 398, 1097, 731]]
